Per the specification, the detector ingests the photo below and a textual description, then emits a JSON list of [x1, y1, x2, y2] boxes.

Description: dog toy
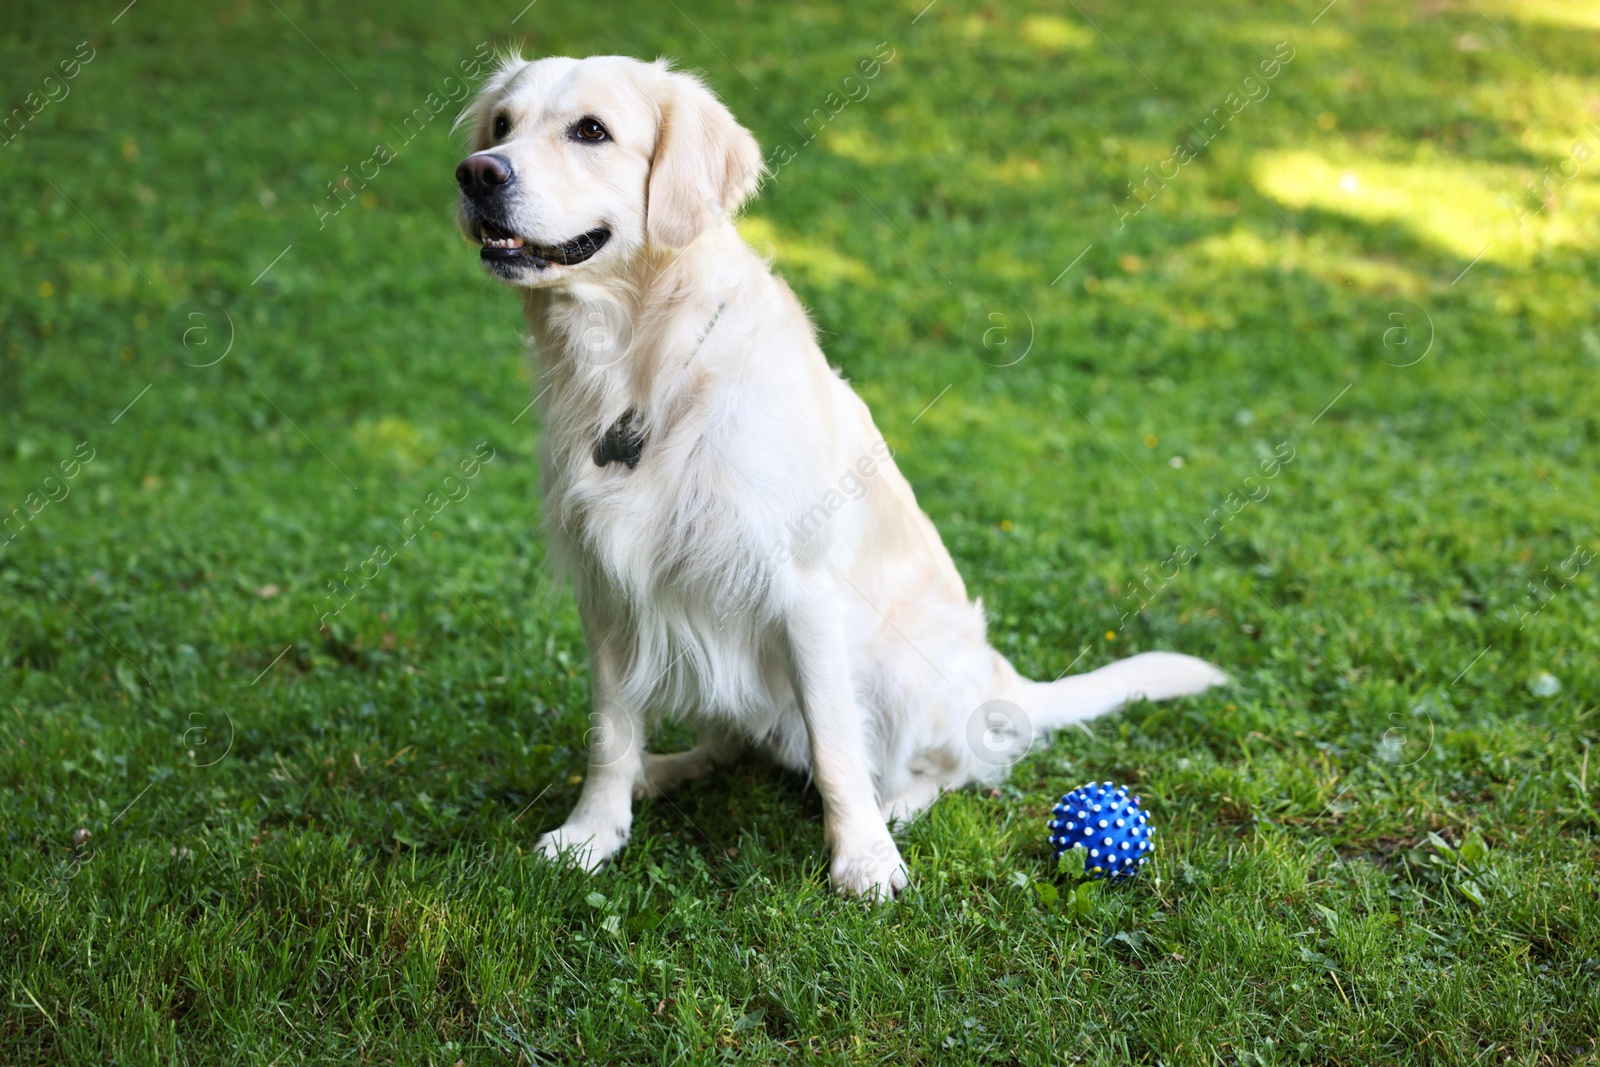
[[1047, 782, 1152, 880]]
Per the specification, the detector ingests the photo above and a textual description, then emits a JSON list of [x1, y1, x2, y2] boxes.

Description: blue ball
[[1046, 781, 1153, 880]]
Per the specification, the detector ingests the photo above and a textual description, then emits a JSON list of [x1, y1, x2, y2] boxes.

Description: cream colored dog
[[455, 54, 1227, 899]]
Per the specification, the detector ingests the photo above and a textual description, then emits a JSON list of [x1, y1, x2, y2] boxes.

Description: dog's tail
[[1020, 651, 1228, 729]]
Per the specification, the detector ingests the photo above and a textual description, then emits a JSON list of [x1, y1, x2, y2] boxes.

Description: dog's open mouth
[[476, 221, 611, 267]]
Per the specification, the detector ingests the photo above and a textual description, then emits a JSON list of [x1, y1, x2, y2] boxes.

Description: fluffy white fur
[[455, 54, 1228, 899]]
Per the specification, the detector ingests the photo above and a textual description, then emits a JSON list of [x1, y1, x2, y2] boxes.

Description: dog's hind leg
[[636, 728, 744, 799], [879, 774, 945, 829]]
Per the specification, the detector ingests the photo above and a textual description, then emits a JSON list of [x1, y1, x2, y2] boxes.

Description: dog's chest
[[546, 408, 769, 608], [545, 420, 791, 722]]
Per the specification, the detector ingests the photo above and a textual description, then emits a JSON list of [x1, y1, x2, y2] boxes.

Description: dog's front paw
[[829, 833, 909, 902], [535, 820, 629, 873]]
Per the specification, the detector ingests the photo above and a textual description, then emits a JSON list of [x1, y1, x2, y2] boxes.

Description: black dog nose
[[456, 153, 513, 196]]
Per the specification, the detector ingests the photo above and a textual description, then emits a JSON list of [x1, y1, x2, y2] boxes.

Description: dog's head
[[455, 54, 763, 287]]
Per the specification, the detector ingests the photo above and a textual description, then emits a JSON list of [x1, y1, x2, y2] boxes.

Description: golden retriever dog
[[455, 54, 1227, 899]]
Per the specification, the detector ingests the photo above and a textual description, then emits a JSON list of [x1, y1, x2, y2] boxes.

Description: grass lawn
[[3, 0, 1599, 1062]]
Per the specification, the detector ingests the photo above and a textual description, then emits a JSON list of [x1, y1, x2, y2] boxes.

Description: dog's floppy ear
[[646, 66, 764, 249]]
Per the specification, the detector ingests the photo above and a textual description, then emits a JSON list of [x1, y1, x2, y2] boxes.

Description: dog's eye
[[570, 117, 611, 143], [493, 114, 510, 140]]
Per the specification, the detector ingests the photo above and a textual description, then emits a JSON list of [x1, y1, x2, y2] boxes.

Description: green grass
[[3, 0, 1599, 1062]]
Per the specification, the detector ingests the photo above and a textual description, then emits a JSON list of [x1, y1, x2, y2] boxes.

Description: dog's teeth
[[482, 235, 526, 250]]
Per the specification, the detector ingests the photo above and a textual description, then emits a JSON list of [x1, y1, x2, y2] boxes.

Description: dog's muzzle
[[456, 153, 611, 269]]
